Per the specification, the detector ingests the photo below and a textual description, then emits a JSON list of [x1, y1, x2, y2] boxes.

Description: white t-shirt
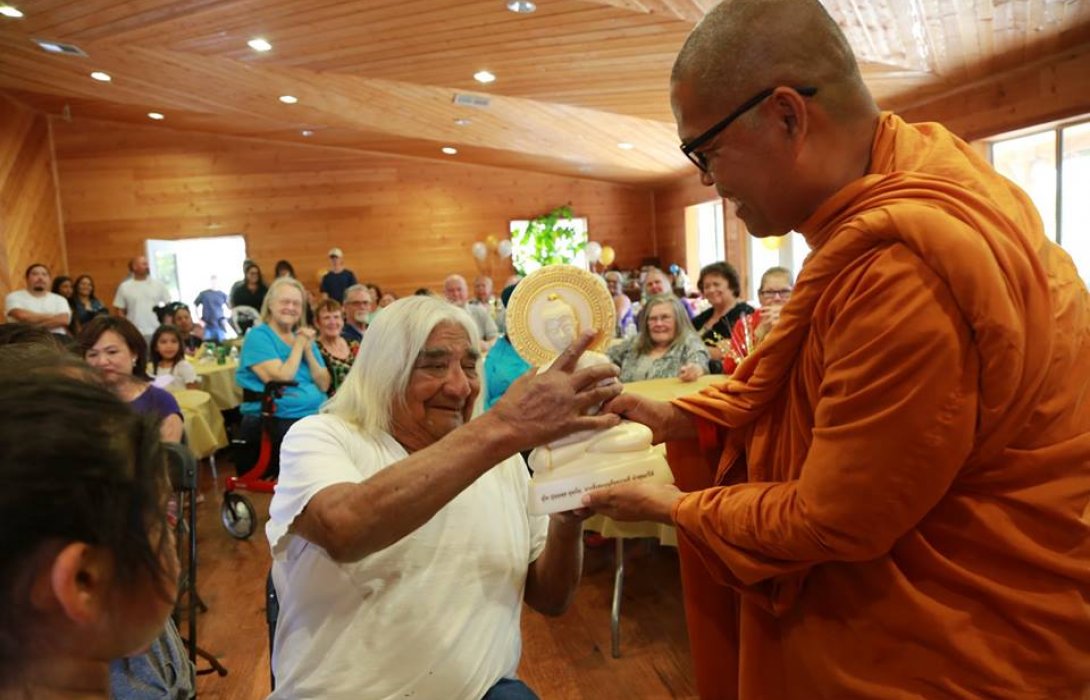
[[113, 278, 171, 336], [267, 414, 548, 700], [150, 360, 197, 390], [4, 290, 71, 333]]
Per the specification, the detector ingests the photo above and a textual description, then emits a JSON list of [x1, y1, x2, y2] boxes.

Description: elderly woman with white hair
[[266, 295, 623, 700], [236, 276, 330, 478]]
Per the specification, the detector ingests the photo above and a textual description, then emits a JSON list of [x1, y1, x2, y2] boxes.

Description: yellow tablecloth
[[193, 359, 242, 411], [622, 374, 721, 402], [174, 389, 228, 459]]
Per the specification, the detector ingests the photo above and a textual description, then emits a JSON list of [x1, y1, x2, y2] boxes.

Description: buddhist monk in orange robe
[[583, 1, 1090, 698]]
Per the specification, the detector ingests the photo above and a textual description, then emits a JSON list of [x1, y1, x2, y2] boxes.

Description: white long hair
[[322, 295, 481, 436]]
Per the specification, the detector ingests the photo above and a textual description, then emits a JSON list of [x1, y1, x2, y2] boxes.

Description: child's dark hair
[[150, 324, 185, 369], [0, 372, 172, 680]]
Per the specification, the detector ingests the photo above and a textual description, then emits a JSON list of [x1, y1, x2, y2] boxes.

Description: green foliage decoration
[[511, 205, 586, 275]]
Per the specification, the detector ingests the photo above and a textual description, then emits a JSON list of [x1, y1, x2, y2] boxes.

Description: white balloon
[[585, 241, 603, 263], [497, 239, 513, 259], [471, 241, 488, 262]]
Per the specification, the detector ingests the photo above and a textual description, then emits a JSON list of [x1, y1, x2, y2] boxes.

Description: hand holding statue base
[[506, 266, 675, 516]]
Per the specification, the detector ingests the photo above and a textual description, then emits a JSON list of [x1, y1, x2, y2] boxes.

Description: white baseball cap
[[328, 247, 344, 258]]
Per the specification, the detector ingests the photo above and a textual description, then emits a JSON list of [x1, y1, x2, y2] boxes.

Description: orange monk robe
[[667, 113, 1090, 699]]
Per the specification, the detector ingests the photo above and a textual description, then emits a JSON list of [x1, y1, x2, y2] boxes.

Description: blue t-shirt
[[237, 324, 328, 419], [194, 289, 228, 327], [483, 335, 531, 410], [320, 269, 357, 303]]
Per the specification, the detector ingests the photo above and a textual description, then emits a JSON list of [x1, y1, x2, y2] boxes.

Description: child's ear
[[30, 542, 113, 627]]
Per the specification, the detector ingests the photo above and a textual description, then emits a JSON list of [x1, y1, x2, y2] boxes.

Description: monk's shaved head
[[672, 0, 873, 121]]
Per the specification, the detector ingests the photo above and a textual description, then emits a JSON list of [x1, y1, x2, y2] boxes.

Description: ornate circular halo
[[506, 264, 615, 366]]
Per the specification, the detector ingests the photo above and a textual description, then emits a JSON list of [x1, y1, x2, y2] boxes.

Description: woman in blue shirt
[[237, 277, 330, 478]]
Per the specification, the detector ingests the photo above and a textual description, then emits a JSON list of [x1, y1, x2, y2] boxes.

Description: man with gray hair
[[340, 284, 373, 343], [584, 0, 1090, 698], [266, 295, 621, 699], [444, 273, 498, 349]]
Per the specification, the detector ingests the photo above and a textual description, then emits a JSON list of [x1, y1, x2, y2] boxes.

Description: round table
[[621, 374, 721, 402], [193, 359, 243, 412], [174, 389, 228, 459]]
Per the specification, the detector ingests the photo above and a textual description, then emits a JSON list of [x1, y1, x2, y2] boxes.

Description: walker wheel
[[221, 492, 256, 540]]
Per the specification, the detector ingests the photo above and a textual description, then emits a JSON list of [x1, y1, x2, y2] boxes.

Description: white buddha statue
[[526, 295, 671, 513]]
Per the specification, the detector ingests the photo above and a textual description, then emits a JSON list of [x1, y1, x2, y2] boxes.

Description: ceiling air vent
[[33, 39, 88, 57], [452, 93, 490, 109]]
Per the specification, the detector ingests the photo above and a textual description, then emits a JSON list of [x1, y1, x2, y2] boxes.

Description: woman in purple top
[[80, 316, 184, 443]]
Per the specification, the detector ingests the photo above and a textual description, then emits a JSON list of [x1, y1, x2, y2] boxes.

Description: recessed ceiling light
[[301, 129, 314, 137], [0, 5, 24, 18], [473, 70, 496, 84], [279, 95, 298, 104], [454, 118, 471, 126], [617, 142, 635, 150], [441, 147, 458, 155], [32, 39, 86, 56], [90, 71, 112, 82], [147, 112, 165, 120], [506, 0, 536, 13], [247, 38, 272, 52]]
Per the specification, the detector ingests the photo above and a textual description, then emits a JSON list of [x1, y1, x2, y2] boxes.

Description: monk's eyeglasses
[[680, 86, 818, 173]]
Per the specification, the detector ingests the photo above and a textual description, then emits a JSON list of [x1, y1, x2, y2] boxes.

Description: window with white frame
[[508, 216, 589, 275], [990, 118, 1090, 282], [747, 233, 809, 302]]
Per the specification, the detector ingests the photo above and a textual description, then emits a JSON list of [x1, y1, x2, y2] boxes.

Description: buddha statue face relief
[[540, 294, 580, 354]]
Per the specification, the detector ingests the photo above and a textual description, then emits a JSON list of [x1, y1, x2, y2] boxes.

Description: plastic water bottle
[[229, 345, 239, 362]]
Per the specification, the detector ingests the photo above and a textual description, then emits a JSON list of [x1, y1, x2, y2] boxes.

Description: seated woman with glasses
[[607, 294, 710, 383], [236, 277, 331, 478], [729, 266, 795, 358]]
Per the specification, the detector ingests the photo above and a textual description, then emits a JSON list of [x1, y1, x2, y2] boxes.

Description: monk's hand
[[602, 392, 690, 444], [489, 331, 622, 451], [582, 483, 683, 524]]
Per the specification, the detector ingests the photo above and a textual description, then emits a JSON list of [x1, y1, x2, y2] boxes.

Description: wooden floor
[[187, 467, 697, 699]]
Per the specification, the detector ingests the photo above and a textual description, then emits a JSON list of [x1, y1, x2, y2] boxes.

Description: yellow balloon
[[485, 234, 499, 252], [599, 245, 616, 266], [760, 236, 784, 250]]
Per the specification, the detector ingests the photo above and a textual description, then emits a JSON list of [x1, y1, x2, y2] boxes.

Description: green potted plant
[[511, 205, 586, 275]]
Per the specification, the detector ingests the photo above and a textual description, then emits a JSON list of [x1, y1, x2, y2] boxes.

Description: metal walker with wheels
[[221, 380, 296, 539]]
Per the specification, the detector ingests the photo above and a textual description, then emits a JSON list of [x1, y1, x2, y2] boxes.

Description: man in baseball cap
[[320, 247, 357, 303]]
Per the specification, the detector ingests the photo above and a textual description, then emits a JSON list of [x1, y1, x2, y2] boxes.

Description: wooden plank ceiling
[[1, 0, 1088, 184]]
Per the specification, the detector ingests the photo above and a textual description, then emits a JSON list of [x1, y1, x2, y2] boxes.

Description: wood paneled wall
[[53, 119, 656, 300], [899, 42, 1090, 142], [0, 94, 65, 298]]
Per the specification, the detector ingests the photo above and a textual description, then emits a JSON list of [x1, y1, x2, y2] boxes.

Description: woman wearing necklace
[[236, 277, 330, 478], [314, 298, 359, 396], [692, 261, 754, 373]]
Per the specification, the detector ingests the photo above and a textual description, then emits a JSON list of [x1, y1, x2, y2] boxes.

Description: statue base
[[527, 450, 674, 515]]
